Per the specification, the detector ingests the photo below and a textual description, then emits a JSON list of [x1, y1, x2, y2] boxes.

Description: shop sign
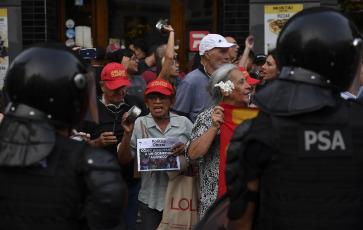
[[0, 8, 8, 89], [189, 31, 209, 51], [264, 4, 303, 54], [66, 28, 75, 39]]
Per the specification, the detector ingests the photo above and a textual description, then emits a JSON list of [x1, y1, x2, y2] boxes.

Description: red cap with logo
[[238, 67, 260, 85], [145, 79, 174, 96], [101, 63, 131, 90]]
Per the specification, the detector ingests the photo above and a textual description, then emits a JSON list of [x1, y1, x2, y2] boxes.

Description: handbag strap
[[183, 164, 197, 177], [191, 164, 197, 176]]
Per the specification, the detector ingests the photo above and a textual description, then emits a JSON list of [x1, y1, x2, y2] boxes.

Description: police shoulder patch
[[298, 125, 352, 158]]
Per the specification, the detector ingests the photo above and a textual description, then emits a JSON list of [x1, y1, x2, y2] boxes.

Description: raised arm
[[238, 36, 254, 68], [117, 112, 135, 164], [158, 25, 175, 81]]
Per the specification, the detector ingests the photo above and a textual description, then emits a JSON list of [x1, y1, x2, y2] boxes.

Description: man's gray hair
[[207, 63, 238, 106]]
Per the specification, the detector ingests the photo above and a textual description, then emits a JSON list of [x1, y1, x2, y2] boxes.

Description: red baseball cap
[[238, 67, 260, 85], [101, 63, 131, 90], [145, 79, 174, 96]]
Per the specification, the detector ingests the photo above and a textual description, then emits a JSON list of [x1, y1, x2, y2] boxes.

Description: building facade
[[2, 0, 358, 76]]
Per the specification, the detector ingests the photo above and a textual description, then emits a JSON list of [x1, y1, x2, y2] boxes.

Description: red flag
[[217, 103, 259, 198]]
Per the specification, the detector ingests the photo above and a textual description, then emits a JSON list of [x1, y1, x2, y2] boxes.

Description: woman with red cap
[[117, 79, 193, 230]]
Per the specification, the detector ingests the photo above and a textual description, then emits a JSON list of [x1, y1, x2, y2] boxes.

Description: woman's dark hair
[[129, 38, 148, 55], [108, 48, 135, 63], [268, 48, 277, 66]]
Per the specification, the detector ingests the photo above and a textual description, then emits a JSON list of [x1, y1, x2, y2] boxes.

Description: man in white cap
[[173, 34, 235, 123]]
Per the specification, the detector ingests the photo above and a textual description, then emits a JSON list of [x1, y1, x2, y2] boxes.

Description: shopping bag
[[166, 154, 190, 180], [157, 166, 200, 230]]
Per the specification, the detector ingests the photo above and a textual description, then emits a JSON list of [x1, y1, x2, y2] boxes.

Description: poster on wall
[[75, 26, 92, 48], [264, 4, 303, 54], [0, 8, 8, 89]]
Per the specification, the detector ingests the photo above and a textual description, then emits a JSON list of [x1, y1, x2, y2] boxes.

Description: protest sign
[[137, 137, 180, 171]]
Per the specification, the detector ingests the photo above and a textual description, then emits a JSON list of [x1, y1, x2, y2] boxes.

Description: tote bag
[[157, 166, 200, 230]]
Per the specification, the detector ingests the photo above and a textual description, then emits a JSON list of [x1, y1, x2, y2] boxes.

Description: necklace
[[99, 97, 126, 114], [105, 105, 124, 114], [101, 101, 124, 115], [201, 61, 211, 79]]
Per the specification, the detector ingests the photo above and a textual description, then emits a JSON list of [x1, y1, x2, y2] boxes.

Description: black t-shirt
[[76, 97, 142, 186], [136, 58, 150, 75]]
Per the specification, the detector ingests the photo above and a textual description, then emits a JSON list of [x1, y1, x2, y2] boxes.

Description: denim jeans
[[122, 181, 141, 230], [139, 201, 163, 230]]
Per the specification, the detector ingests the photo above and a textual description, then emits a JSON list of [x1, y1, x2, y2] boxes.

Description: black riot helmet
[[276, 7, 362, 91], [4, 43, 98, 126]]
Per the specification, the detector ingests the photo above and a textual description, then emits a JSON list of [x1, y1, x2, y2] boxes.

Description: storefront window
[[185, 0, 214, 70], [63, 0, 93, 47], [108, 0, 170, 47], [65, 0, 92, 27], [61, 0, 216, 71]]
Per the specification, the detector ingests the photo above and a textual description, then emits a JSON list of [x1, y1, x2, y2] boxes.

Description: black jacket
[[77, 95, 146, 186], [0, 115, 127, 230]]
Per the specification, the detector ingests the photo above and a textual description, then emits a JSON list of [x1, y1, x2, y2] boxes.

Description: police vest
[[0, 135, 88, 230], [253, 100, 363, 230]]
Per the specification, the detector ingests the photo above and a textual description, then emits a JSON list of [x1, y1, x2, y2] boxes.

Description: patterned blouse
[[185, 106, 220, 220]]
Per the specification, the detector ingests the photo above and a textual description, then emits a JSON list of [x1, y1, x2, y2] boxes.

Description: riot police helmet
[[276, 7, 362, 91], [4, 43, 98, 126]]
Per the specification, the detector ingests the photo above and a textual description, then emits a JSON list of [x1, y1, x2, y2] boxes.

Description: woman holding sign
[[117, 78, 193, 230], [186, 63, 259, 221]]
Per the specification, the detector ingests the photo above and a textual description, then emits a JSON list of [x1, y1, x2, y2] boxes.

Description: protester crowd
[[1, 6, 363, 230]]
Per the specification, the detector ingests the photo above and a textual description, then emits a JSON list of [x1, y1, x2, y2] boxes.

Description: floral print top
[[185, 106, 220, 220]]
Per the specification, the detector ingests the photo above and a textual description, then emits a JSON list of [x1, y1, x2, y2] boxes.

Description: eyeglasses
[[172, 59, 179, 66], [146, 93, 170, 101]]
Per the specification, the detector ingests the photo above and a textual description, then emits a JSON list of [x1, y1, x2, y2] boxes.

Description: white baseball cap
[[199, 34, 236, 55]]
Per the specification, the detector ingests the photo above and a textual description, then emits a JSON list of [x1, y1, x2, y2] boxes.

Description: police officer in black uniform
[[225, 7, 363, 230], [0, 43, 127, 230]]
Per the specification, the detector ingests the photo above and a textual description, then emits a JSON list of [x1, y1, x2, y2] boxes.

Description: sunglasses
[[146, 93, 170, 101]]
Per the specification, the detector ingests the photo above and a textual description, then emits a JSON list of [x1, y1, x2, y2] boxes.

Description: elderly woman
[[186, 63, 254, 220], [117, 79, 193, 230]]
